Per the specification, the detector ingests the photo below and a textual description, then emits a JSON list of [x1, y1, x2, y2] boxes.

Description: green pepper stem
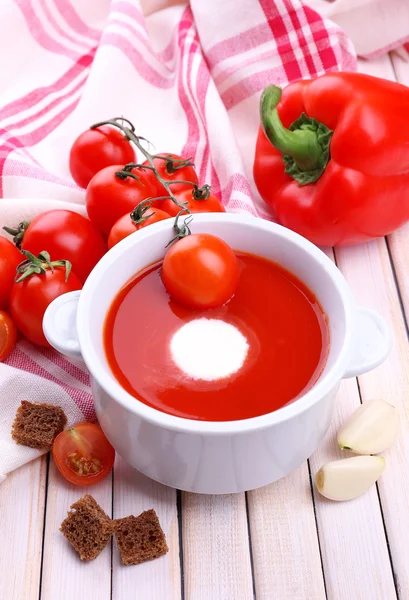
[[260, 85, 333, 185]]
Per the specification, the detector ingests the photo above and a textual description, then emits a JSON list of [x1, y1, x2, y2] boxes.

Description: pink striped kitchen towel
[[0, 0, 356, 481], [306, 0, 409, 59]]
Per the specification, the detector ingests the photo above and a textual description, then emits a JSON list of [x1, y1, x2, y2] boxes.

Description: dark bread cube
[[115, 509, 169, 566], [60, 495, 115, 561], [12, 400, 67, 451]]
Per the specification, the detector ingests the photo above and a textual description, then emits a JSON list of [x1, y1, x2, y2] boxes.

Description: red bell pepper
[[253, 72, 409, 246]]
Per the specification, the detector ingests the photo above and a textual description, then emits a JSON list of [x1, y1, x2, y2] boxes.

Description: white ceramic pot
[[43, 214, 391, 494]]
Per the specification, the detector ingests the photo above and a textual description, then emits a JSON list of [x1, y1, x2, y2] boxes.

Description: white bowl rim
[[77, 213, 354, 435]]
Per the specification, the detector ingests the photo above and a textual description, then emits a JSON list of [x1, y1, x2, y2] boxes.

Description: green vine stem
[[115, 163, 189, 214], [166, 212, 194, 247], [3, 221, 30, 249], [129, 199, 156, 225], [90, 118, 197, 217], [15, 250, 72, 283]]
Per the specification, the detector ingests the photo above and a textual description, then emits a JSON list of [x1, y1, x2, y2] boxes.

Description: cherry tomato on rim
[[108, 203, 171, 249], [52, 423, 115, 486], [9, 210, 106, 284], [160, 187, 225, 216], [161, 233, 239, 309], [69, 126, 136, 189], [10, 255, 82, 347], [142, 153, 198, 196], [86, 165, 157, 234], [0, 310, 18, 362], [0, 237, 22, 309]]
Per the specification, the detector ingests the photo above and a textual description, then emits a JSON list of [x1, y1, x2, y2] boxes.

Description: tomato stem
[[15, 250, 73, 283], [90, 118, 203, 238], [116, 162, 191, 214], [166, 212, 194, 247], [129, 199, 156, 225], [3, 221, 30, 249]]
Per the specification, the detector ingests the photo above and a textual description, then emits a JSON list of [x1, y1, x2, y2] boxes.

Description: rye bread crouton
[[12, 400, 67, 451], [60, 495, 115, 561], [114, 509, 168, 566]]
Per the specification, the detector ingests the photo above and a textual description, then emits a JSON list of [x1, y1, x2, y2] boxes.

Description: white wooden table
[[2, 54, 409, 600]]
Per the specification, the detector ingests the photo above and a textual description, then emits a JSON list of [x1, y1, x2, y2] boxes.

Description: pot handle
[[42, 290, 82, 359], [344, 307, 392, 378]]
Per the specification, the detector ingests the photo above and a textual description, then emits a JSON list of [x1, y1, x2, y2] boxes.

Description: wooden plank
[[334, 237, 409, 597], [248, 464, 326, 600], [112, 455, 181, 600], [331, 54, 409, 597], [0, 458, 47, 600], [182, 491, 254, 600], [308, 248, 396, 599], [386, 51, 409, 327], [40, 460, 113, 600], [390, 49, 409, 86], [310, 378, 397, 600]]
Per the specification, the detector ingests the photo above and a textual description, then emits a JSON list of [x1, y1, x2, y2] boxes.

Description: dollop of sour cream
[[170, 318, 249, 381]]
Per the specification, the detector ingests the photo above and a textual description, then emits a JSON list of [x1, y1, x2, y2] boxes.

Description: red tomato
[[52, 423, 115, 486], [0, 238, 22, 309], [160, 188, 225, 216], [0, 310, 18, 361], [86, 165, 156, 234], [162, 233, 239, 309], [19, 210, 106, 283], [69, 126, 136, 189], [108, 206, 171, 250], [10, 267, 82, 347], [142, 153, 198, 196]]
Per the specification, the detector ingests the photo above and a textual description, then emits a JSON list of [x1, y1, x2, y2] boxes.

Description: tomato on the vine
[[108, 202, 171, 249], [160, 186, 225, 216], [86, 165, 157, 234], [69, 126, 136, 189], [52, 423, 115, 486], [7, 210, 106, 284], [0, 310, 18, 362], [162, 233, 239, 309], [142, 153, 198, 196], [0, 237, 22, 309], [10, 253, 82, 347]]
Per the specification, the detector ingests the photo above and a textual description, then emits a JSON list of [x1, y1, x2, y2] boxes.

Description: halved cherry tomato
[[0, 237, 22, 309], [86, 165, 156, 234], [108, 205, 171, 249], [12, 210, 106, 283], [69, 126, 136, 189], [142, 153, 198, 196], [52, 423, 115, 486], [162, 233, 239, 309], [0, 310, 18, 361], [160, 188, 225, 216]]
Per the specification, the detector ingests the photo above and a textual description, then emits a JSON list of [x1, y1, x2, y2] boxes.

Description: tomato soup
[[104, 253, 329, 421]]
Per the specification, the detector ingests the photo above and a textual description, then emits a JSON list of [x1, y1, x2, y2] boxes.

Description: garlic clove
[[315, 455, 385, 501], [337, 399, 399, 455]]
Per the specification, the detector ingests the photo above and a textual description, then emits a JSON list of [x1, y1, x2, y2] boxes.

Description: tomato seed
[[67, 451, 103, 476]]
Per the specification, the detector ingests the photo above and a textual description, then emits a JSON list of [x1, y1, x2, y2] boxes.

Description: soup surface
[[104, 252, 329, 421]]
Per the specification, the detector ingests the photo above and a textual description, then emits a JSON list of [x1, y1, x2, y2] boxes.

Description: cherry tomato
[[162, 233, 239, 309], [0, 237, 22, 309], [52, 423, 115, 486], [0, 310, 18, 361], [10, 267, 82, 347], [108, 206, 171, 250], [160, 188, 225, 216], [86, 165, 156, 234], [69, 126, 136, 189], [18, 210, 106, 283], [142, 153, 198, 196]]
